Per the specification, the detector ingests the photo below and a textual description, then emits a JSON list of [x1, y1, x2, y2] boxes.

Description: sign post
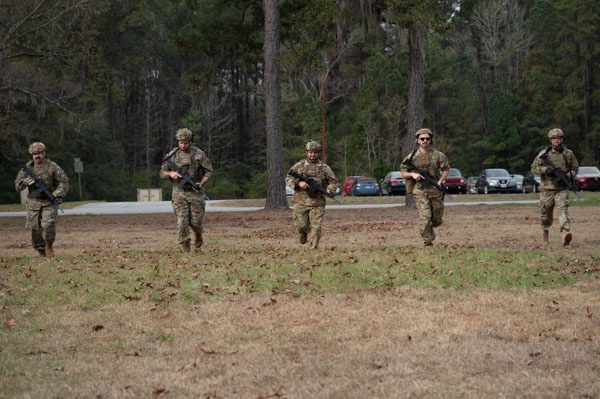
[[74, 158, 83, 201]]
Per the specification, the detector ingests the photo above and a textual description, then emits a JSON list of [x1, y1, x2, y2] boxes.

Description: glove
[[55, 197, 63, 204], [545, 167, 555, 177], [24, 177, 35, 186]]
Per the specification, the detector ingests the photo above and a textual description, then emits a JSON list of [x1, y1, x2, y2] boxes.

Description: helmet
[[548, 128, 564, 139], [28, 142, 46, 154], [415, 128, 433, 138], [305, 140, 322, 152], [175, 128, 193, 141]]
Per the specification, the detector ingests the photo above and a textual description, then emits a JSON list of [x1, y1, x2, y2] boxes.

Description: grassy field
[[1, 197, 599, 398]]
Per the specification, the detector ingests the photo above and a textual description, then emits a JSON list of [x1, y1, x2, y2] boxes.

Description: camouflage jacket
[[401, 148, 449, 193], [14, 159, 69, 209], [160, 146, 214, 192], [531, 146, 578, 190], [286, 159, 338, 206]]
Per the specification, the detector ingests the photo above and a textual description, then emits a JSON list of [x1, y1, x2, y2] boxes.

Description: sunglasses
[[418, 137, 431, 142]]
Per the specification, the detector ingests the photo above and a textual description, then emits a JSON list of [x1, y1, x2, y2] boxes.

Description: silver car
[[476, 169, 516, 194], [511, 174, 524, 193]]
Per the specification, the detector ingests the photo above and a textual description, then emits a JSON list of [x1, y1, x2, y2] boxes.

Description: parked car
[[285, 182, 294, 196], [466, 176, 478, 194], [575, 166, 600, 191], [522, 172, 540, 193], [340, 175, 366, 196], [380, 171, 406, 196], [511, 174, 524, 193], [442, 168, 467, 194], [350, 177, 381, 196], [476, 168, 516, 194]]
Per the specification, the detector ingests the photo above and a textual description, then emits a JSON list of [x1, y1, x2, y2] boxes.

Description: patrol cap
[[305, 140, 322, 152], [175, 128, 193, 141], [28, 142, 46, 154], [415, 128, 433, 138], [548, 128, 564, 139]]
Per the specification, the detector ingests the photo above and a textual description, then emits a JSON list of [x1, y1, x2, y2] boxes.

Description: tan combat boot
[[193, 232, 203, 249], [181, 241, 191, 253], [562, 230, 572, 246], [543, 230, 549, 244], [37, 248, 46, 257], [44, 242, 54, 258]]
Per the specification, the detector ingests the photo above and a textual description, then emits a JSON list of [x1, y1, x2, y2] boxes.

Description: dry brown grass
[[1, 204, 599, 398]]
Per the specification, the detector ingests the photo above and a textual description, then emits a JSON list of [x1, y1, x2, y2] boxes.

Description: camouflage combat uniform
[[286, 158, 338, 249], [14, 157, 69, 256], [401, 148, 450, 245], [161, 146, 213, 250], [531, 144, 578, 238]]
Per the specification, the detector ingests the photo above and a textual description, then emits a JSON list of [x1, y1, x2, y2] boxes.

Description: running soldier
[[14, 142, 69, 258], [531, 128, 579, 246]]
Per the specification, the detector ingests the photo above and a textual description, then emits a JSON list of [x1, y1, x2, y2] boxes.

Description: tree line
[[1, 0, 599, 204]]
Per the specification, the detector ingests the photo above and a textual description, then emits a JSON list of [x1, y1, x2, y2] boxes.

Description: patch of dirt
[[2, 204, 599, 256]]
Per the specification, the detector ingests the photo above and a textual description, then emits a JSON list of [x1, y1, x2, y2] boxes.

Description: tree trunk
[[405, 20, 426, 209], [263, 0, 288, 209]]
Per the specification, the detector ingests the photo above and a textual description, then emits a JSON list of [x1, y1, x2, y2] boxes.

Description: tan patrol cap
[[415, 128, 433, 138], [28, 142, 46, 154]]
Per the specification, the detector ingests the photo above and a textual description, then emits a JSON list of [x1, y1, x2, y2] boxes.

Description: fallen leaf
[[4, 317, 15, 327]]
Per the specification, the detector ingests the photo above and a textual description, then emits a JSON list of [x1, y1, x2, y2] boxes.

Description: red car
[[575, 166, 600, 191], [442, 168, 467, 194], [340, 175, 366, 196]]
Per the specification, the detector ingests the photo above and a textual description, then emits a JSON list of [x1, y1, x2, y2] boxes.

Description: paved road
[[0, 199, 537, 217]]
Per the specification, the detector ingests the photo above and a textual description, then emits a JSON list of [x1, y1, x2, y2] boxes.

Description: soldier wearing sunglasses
[[401, 129, 450, 246]]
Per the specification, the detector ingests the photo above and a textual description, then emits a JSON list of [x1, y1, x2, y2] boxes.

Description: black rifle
[[539, 149, 582, 200], [402, 159, 454, 200], [163, 151, 210, 200], [20, 164, 64, 213], [288, 169, 341, 204]]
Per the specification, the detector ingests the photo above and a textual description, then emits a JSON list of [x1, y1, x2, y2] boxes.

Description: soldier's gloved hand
[[545, 167, 555, 177], [24, 177, 35, 186], [55, 197, 63, 204]]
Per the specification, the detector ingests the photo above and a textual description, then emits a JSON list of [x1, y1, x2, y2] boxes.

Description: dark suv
[[476, 168, 516, 194], [380, 171, 406, 196]]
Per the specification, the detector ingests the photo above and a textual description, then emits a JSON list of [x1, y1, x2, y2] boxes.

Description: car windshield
[[578, 166, 600, 174], [447, 169, 461, 177], [357, 178, 376, 184], [487, 169, 510, 177], [388, 172, 401, 179]]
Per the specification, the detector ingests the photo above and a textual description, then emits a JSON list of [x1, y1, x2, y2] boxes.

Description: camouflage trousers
[[25, 203, 58, 251], [539, 188, 570, 232], [414, 188, 445, 243], [292, 203, 325, 248], [172, 190, 206, 244]]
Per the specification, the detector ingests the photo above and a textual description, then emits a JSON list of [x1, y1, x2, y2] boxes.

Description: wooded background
[[1, 0, 599, 204]]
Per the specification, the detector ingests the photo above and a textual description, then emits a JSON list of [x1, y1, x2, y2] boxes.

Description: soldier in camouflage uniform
[[14, 142, 69, 258], [401, 129, 450, 246], [286, 140, 338, 249], [161, 128, 214, 252], [531, 128, 579, 246]]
